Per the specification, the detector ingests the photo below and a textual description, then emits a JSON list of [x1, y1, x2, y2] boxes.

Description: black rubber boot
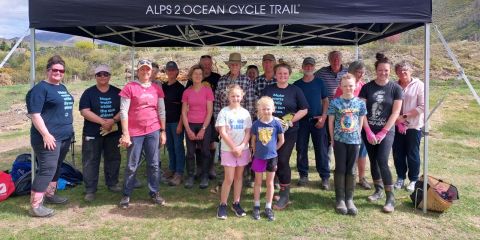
[[345, 174, 358, 215], [383, 185, 395, 213], [273, 185, 290, 210], [367, 181, 384, 202], [334, 174, 347, 215]]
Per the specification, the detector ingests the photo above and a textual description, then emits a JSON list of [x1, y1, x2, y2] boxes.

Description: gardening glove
[[396, 122, 408, 135], [275, 117, 289, 132], [375, 128, 389, 143], [364, 124, 377, 145]]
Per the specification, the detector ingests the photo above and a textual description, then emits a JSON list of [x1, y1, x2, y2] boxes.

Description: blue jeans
[[296, 118, 330, 180], [166, 122, 185, 174], [82, 133, 121, 193], [392, 128, 421, 181], [122, 130, 160, 196]]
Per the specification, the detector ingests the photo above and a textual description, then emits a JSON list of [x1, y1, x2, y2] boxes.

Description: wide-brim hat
[[224, 52, 247, 66]]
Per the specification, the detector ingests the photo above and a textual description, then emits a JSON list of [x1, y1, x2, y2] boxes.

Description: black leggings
[[276, 127, 298, 185], [185, 123, 211, 178], [31, 138, 71, 192], [362, 130, 394, 185], [333, 141, 359, 176]]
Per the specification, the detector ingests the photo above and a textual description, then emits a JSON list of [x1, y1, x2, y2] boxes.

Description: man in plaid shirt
[[214, 53, 256, 120], [255, 54, 277, 98]]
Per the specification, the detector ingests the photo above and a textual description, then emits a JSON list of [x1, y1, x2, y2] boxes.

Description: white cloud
[[0, 0, 29, 38]]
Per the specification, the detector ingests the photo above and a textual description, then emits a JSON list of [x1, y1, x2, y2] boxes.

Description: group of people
[[25, 50, 424, 220]]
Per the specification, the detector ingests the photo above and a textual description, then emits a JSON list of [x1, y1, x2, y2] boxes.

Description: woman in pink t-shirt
[[118, 59, 167, 208], [182, 64, 214, 189]]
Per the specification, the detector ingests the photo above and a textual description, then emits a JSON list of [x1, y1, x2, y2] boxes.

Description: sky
[[0, 0, 29, 39]]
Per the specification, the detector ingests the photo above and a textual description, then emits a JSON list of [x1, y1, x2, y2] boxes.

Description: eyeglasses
[[96, 72, 111, 77], [200, 55, 212, 59], [50, 68, 65, 74]]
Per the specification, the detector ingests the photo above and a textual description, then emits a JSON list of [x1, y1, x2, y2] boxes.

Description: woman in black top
[[359, 53, 403, 213], [262, 63, 309, 210]]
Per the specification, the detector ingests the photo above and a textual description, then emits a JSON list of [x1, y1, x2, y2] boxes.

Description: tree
[[0, 40, 7, 51]]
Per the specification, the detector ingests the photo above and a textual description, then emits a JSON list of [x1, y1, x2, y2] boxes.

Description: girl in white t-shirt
[[215, 84, 252, 220]]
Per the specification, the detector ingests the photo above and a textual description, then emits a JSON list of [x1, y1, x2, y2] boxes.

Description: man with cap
[[314, 51, 348, 100], [293, 57, 330, 189], [161, 61, 187, 186], [80, 64, 122, 202], [254, 54, 277, 98]]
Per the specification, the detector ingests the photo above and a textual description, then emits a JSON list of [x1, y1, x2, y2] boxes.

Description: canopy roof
[[29, 0, 432, 47]]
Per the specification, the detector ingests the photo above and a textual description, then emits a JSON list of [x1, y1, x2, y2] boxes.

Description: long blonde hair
[[256, 96, 275, 119]]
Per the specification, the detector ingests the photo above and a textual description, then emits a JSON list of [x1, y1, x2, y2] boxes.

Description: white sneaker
[[406, 181, 417, 192], [393, 178, 404, 190]]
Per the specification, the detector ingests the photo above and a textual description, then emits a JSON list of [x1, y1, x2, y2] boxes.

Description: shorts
[[220, 149, 250, 167], [251, 157, 278, 173], [359, 141, 367, 158]]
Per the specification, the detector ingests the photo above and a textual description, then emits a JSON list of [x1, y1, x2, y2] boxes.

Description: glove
[[364, 124, 377, 145], [396, 122, 408, 135], [375, 128, 389, 143], [275, 117, 289, 132], [100, 124, 118, 136]]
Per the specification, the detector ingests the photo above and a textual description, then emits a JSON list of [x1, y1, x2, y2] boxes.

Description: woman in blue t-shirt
[[359, 53, 403, 213], [261, 63, 309, 210], [26, 55, 74, 217]]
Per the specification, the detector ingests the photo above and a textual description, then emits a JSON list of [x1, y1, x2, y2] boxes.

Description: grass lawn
[[0, 81, 479, 239]]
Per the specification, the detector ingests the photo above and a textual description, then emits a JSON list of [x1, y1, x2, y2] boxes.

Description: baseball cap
[[165, 61, 178, 70], [94, 64, 111, 74], [302, 57, 316, 66], [137, 59, 152, 69], [262, 54, 276, 62]]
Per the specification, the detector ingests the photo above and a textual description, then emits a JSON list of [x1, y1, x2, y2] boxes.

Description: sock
[[254, 200, 260, 207], [265, 202, 272, 209]]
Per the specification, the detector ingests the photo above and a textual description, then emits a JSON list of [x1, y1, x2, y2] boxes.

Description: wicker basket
[[411, 175, 459, 212]]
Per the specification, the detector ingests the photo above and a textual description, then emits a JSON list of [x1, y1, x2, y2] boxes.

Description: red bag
[[0, 171, 15, 202]]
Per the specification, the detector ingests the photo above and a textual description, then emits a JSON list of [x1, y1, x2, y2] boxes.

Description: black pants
[[31, 138, 72, 192], [333, 141, 359, 176], [362, 130, 394, 185], [82, 134, 121, 193], [185, 123, 211, 178], [276, 127, 298, 185]]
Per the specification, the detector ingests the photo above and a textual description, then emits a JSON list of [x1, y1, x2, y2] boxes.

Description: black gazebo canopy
[[29, 0, 432, 47]]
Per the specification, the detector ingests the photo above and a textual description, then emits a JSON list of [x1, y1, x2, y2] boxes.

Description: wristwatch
[[201, 126, 207, 130], [402, 114, 408, 119], [159, 128, 165, 132]]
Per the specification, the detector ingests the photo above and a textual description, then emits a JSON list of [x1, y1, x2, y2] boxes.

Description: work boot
[[334, 174, 347, 215], [383, 186, 395, 213], [367, 181, 384, 202], [297, 175, 309, 187], [345, 174, 358, 215], [168, 173, 183, 186], [199, 177, 209, 189], [44, 182, 68, 204], [184, 176, 194, 189], [273, 184, 290, 210], [321, 178, 330, 190], [29, 191, 54, 217]]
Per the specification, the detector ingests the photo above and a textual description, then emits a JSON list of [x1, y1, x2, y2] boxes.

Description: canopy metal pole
[[30, 28, 36, 183], [131, 46, 135, 81], [422, 23, 430, 213], [355, 44, 359, 60]]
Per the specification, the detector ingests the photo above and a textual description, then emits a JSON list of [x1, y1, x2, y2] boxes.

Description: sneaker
[[394, 178, 405, 190], [119, 196, 130, 209], [252, 206, 261, 220], [217, 203, 228, 220], [184, 176, 194, 189], [264, 208, 275, 221], [297, 176, 309, 187], [84, 193, 95, 202], [231, 202, 247, 217], [29, 205, 55, 218], [44, 194, 68, 204], [199, 177, 209, 189], [168, 174, 183, 186], [320, 178, 330, 190], [151, 192, 166, 206], [406, 181, 417, 192], [358, 177, 372, 190], [108, 185, 122, 193]]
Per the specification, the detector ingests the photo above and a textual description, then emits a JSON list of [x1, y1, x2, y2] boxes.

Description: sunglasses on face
[[200, 55, 212, 59], [50, 68, 65, 74], [96, 72, 111, 77], [138, 59, 152, 65]]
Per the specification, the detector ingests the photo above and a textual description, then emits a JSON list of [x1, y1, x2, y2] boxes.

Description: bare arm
[[277, 133, 285, 150], [291, 109, 308, 123], [31, 113, 56, 150], [384, 99, 402, 131], [218, 126, 238, 150], [328, 115, 335, 143]]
